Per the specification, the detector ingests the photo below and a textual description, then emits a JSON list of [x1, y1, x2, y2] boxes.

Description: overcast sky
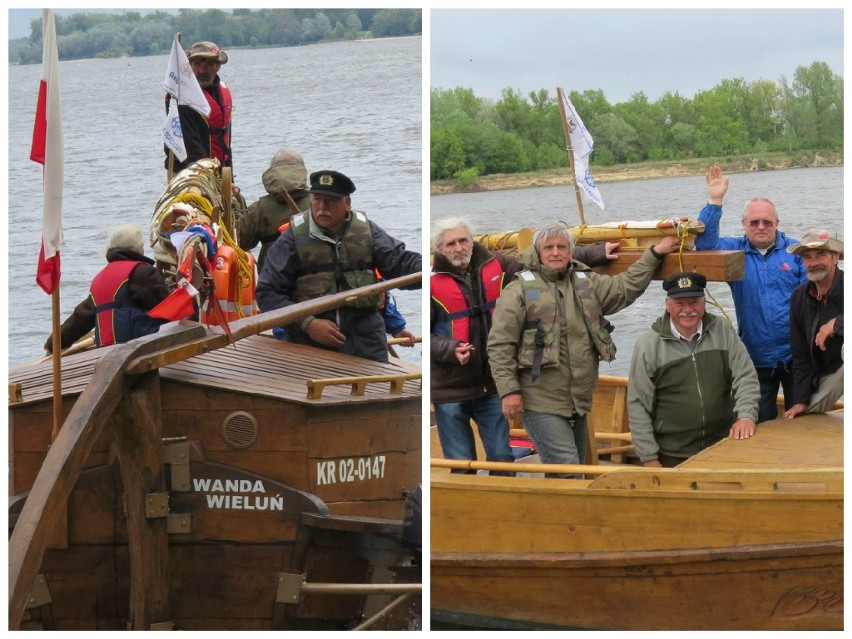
[[430, 8, 844, 104]]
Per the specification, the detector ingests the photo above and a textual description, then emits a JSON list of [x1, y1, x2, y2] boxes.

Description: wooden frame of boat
[[9, 274, 423, 631], [429, 375, 843, 630]]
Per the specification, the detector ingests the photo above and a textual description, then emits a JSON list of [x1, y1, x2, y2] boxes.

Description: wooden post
[[114, 371, 171, 629], [557, 86, 586, 226]]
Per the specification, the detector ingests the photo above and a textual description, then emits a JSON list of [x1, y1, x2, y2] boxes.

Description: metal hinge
[[145, 493, 169, 519], [26, 574, 52, 609], [161, 438, 191, 492], [276, 573, 306, 604], [167, 513, 192, 534]]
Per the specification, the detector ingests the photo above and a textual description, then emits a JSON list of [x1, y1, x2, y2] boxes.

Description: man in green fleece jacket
[[628, 272, 760, 467]]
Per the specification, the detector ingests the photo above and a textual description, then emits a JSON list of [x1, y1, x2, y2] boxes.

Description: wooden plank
[[113, 372, 170, 629], [592, 250, 744, 282]]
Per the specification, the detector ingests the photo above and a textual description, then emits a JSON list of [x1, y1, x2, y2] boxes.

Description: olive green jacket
[[487, 245, 662, 418], [627, 312, 759, 463], [238, 162, 311, 269]]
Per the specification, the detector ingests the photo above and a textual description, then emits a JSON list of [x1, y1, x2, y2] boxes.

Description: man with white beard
[[785, 231, 844, 418], [431, 218, 617, 475], [627, 272, 760, 468], [257, 170, 421, 362]]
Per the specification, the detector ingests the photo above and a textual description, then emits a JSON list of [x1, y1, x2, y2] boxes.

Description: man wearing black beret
[[256, 170, 421, 362], [627, 272, 760, 467]]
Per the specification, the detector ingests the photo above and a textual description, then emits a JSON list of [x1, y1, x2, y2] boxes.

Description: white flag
[[163, 38, 210, 117], [162, 98, 187, 162], [560, 92, 605, 210]]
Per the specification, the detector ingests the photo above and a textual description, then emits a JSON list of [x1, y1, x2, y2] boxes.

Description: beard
[[196, 74, 215, 88], [806, 267, 829, 283], [450, 254, 471, 269]]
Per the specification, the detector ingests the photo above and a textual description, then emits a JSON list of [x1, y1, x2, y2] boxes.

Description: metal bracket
[[26, 574, 52, 609], [167, 513, 192, 534], [150, 620, 175, 630], [161, 439, 191, 492], [145, 493, 170, 519], [276, 573, 306, 604]]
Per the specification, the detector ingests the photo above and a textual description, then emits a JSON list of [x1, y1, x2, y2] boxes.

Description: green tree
[[431, 129, 466, 180]]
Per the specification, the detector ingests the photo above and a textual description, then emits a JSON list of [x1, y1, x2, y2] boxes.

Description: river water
[[431, 166, 844, 376], [7, 36, 423, 366]]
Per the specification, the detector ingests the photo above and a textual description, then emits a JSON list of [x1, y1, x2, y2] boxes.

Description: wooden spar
[[124, 271, 422, 375], [557, 86, 586, 226]]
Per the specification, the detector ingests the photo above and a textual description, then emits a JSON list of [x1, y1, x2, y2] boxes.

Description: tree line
[[10, 8, 422, 64], [431, 61, 843, 181]]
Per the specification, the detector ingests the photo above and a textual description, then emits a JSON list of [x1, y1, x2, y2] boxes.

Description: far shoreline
[[430, 152, 843, 196]]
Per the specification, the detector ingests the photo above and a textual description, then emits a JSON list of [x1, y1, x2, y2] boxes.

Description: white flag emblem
[[162, 98, 187, 162]]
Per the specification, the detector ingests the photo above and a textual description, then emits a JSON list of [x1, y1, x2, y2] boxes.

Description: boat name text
[[192, 478, 284, 511]]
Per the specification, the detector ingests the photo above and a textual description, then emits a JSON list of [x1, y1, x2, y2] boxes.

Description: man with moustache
[[256, 170, 421, 363], [487, 223, 680, 478], [627, 272, 760, 468], [431, 218, 616, 474], [694, 165, 807, 422], [784, 231, 844, 418], [165, 41, 234, 173]]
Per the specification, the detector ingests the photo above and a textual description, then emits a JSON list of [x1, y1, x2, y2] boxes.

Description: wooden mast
[[557, 86, 586, 226]]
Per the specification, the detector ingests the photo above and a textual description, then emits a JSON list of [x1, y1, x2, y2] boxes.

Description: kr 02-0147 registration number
[[316, 455, 386, 486]]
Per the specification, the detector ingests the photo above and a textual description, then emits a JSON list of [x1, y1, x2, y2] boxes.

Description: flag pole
[[50, 290, 63, 441], [557, 87, 586, 226]]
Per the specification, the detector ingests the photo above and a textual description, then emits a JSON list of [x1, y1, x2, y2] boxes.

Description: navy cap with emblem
[[662, 272, 707, 298], [309, 170, 356, 198]]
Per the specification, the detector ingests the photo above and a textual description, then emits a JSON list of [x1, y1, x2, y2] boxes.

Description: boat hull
[[431, 541, 842, 630], [430, 414, 843, 630]]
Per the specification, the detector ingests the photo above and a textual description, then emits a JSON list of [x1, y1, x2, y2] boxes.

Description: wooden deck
[[682, 411, 843, 470], [9, 334, 421, 407]]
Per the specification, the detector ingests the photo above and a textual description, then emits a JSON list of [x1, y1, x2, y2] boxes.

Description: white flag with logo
[[560, 92, 605, 210], [162, 97, 187, 162], [162, 38, 210, 116]]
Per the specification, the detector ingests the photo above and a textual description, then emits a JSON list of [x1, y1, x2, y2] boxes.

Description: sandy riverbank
[[430, 152, 842, 196]]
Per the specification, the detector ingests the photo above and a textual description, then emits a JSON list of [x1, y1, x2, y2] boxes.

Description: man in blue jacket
[[694, 165, 807, 422]]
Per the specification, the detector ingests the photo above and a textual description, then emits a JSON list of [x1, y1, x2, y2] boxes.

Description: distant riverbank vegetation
[[9, 8, 421, 64], [431, 62, 842, 184]]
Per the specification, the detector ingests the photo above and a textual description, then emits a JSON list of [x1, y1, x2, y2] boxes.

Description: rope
[[666, 217, 734, 327]]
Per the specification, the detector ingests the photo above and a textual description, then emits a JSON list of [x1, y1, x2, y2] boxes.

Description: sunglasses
[[747, 220, 775, 229]]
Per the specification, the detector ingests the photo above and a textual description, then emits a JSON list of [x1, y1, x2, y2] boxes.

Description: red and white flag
[[30, 9, 64, 294]]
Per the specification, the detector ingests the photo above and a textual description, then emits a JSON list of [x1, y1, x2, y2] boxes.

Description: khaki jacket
[[487, 245, 662, 417]]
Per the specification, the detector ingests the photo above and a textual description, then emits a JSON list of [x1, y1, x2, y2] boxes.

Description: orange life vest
[[201, 245, 257, 325]]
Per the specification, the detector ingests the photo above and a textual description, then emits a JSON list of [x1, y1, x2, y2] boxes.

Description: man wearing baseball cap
[[164, 40, 234, 173], [256, 170, 422, 363], [785, 230, 844, 418], [628, 272, 759, 467]]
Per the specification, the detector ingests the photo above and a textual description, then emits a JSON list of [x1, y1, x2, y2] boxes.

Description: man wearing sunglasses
[[694, 166, 807, 422]]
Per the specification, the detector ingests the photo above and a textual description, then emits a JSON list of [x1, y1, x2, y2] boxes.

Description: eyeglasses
[[747, 220, 775, 229]]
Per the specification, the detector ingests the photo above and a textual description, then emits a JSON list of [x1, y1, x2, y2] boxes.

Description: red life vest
[[204, 80, 233, 165], [431, 257, 505, 342], [90, 261, 164, 346]]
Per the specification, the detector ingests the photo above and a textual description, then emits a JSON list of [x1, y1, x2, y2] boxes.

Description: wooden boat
[[9, 276, 423, 630], [429, 376, 843, 630]]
